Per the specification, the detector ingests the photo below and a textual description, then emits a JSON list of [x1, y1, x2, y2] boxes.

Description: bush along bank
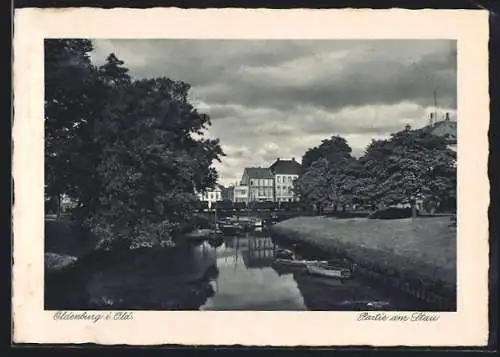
[[270, 216, 457, 311]]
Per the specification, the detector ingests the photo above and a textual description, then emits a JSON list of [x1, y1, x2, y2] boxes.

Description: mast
[[433, 90, 438, 124]]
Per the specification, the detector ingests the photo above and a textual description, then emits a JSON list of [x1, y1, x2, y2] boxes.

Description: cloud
[[90, 39, 457, 186]]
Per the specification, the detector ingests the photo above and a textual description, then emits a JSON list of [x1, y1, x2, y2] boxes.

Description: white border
[[12, 8, 490, 346]]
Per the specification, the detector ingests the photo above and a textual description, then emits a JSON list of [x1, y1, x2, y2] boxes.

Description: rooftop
[[243, 167, 274, 179], [269, 158, 302, 175]]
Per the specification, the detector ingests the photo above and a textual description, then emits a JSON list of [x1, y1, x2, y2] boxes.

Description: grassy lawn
[[271, 216, 456, 293]]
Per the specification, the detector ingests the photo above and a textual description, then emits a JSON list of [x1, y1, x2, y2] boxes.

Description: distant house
[[269, 157, 301, 202], [197, 184, 224, 209], [233, 184, 249, 203], [222, 185, 234, 201], [241, 167, 274, 202], [427, 112, 457, 152]]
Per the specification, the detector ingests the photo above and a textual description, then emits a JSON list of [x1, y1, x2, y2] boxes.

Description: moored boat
[[275, 258, 328, 267], [306, 263, 352, 279], [219, 223, 245, 236]]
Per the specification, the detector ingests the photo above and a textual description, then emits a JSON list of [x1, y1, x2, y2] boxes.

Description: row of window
[[249, 179, 273, 186], [202, 193, 221, 201], [276, 175, 297, 183], [276, 186, 293, 192]]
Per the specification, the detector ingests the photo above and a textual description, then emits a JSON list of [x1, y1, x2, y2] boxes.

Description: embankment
[[270, 216, 456, 310]]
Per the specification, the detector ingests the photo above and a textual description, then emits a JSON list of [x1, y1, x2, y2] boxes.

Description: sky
[[90, 39, 457, 187]]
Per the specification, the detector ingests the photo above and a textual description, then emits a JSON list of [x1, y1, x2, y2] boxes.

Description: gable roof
[[243, 167, 274, 179], [269, 158, 302, 175]]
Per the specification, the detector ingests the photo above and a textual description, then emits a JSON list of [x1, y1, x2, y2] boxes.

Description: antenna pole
[[434, 90, 438, 123]]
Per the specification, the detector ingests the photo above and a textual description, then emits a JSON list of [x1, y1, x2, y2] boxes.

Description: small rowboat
[[274, 258, 328, 267], [306, 263, 352, 279]]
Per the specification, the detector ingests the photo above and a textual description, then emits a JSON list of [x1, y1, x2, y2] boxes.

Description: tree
[[294, 158, 330, 214], [45, 41, 225, 249], [87, 76, 224, 249], [301, 135, 353, 171], [44, 39, 100, 217], [358, 128, 456, 210]]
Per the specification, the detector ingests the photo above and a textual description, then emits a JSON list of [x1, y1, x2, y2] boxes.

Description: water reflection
[[48, 232, 430, 311]]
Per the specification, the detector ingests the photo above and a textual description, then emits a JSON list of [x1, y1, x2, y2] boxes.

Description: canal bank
[[269, 216, 457, 311]]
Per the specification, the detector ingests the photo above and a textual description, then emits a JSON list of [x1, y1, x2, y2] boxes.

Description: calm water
[[47, 230, 431, 311]]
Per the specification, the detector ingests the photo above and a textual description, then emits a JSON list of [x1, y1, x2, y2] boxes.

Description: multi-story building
[[269, 158, 301, 202], [222, 185, 234, 201], [196, 184, 223, 209], [241, 167, 274, 202], [233, 184, 249, 203]]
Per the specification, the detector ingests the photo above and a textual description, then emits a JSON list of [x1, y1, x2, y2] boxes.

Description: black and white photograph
[[44, 38, 458, 312]]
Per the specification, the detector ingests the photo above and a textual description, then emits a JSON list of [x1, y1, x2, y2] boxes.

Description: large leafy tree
[[44, 39, 102, 215], [301, 135, 353, 171], [45, 41, 224, 248], [358, 126, 456, 208], [88, 75, 224, 249], [295, 136, 365, 213]]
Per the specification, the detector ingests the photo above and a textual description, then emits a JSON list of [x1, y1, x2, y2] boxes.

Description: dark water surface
[[46, 231, 430, 311]]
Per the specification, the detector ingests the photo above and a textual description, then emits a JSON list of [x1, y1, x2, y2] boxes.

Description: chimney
[[445, 112, 450, 121], [277, 157, 280, 161], [292, 157, 296, 161]]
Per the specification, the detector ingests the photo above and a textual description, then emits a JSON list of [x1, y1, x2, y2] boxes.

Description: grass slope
[[271, 216, 456, 294]]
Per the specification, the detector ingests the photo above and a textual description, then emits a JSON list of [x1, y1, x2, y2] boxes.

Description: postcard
[[12, 8, 490, 346]]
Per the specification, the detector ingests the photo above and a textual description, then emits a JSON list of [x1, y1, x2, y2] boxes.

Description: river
[[46, 230, 431, 311]]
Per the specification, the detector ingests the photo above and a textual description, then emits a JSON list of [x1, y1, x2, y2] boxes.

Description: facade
[[241, 167, 274, 202], [197, 184, 223, 209], [269, 158, 301, 202], [427, 113, 457, 163], [233, 184, 249, 203], [222, 185, 234, 201]]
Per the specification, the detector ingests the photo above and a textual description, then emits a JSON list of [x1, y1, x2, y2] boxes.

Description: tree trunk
[[56, 194, 61, 219], [411, 204, 417, 218]]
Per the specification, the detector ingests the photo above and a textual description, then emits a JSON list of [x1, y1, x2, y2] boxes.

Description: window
[[250, 180, 254, 186], [277, 176, 281, 183]]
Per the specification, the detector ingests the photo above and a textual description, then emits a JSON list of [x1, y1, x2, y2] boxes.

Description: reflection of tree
[[63, 244, 222, 310], [208, 237, 224, 248], [292, 272, 391, 311]]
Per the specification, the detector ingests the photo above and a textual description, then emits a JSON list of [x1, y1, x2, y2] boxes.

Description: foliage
[[359, 127, 456, 207], [45, 40, 224, 249], [295, 126, 456, 212], [301, 135, 353, 171], [44, 39, 102, 207], [295, 136, 364, 210]]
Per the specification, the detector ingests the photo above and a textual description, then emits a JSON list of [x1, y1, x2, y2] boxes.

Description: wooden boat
[[219, 223, 245, 236], [306, 263, 352, 279], [274, 248, 327, 267], [275, 258, 328, 267], [185, 229, 214, 241]]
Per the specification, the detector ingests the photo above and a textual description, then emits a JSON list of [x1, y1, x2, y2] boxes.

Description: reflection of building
[[241, 168, 274, 202], [241, 237, 276, 268], [197, 184, 224, 209], [269, 158, 301, 203]]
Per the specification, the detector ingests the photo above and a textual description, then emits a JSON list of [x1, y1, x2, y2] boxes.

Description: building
[[233, 184, 249, 203], [269, 158, 301, 202], [426, 112, 457, 151], [241, 167, 274, 202], [197, 184, 223, 209], [222, 185, 234, 201]]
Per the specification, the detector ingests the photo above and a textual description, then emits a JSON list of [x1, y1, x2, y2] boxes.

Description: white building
[[197, 184, 223, 209], [269, 158, 301, 202], [233, 184, 249, 203]]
